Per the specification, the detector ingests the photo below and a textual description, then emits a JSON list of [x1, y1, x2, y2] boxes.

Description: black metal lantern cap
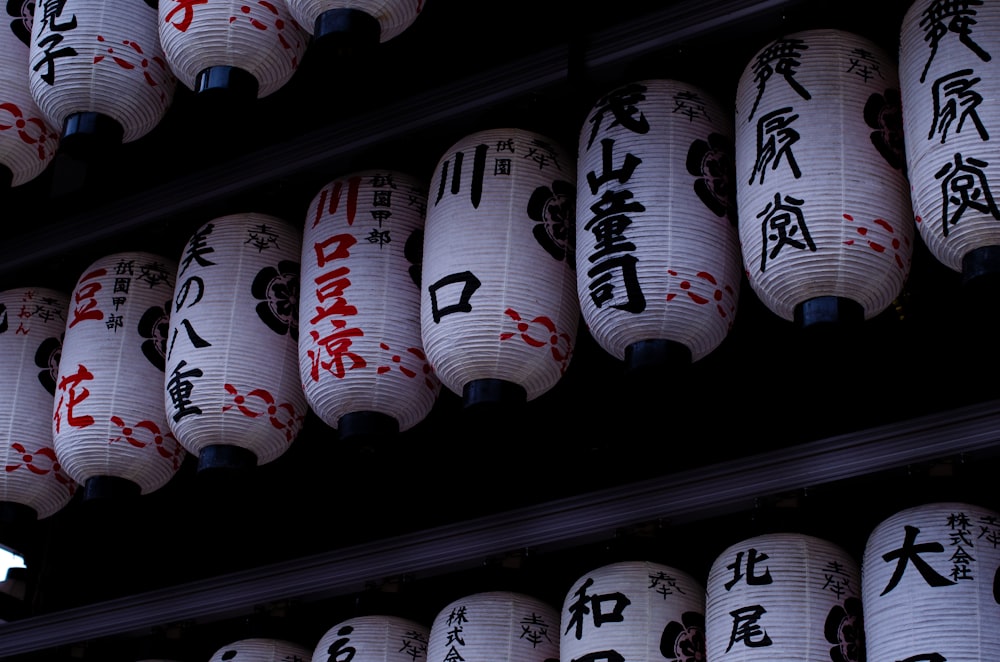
[[82, 475, 141, 502], [312, 9, 381, 61], [58, 112, 124, 161], [197, 443, 257, 474], [194, 65, 259, 107], [624, 339, 692, 378], [338, 411, 400, 445], [463, 378, 527, 410], [961, 245, 1000, 292], [794, 296, 864, 331]]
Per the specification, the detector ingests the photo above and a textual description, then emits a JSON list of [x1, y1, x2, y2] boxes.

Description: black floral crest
[[251, 260, 300, 340]]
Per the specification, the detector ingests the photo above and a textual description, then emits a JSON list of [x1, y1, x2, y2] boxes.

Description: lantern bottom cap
[[82, 475, 141, 502], [197, 444, 258, 474], [311, 8, 381, 61], [195, 66, 260, 106], [793, 296, 864, 331], [624, 339, 692, 378], [962, 245, 1000, 292], [58, 112, 124, 161], [338, 411, 400, 444], [463, 378, 527, 410]]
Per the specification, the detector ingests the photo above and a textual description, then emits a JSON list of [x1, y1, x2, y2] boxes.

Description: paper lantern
[[735, 28, 913, 329], [900, 1, 1000, 289], [27, 0, 175, 154], [862, 501, 1000, 661], [420, 127, 579, 409], [165, 212, 307, 473], [560, 560, 706, 662], [0, 287, 75, 522], [427, 591, 559, 662], [0, 1, 58, 189], [577, 78, 741, 374], [52, 252, 185, 500], [300, 170, 440, 441], [705, 532, 864, 661], [209, 637, 313, 662], [158, 0, 308, 103], [286, 0, 423, 59], [311, 614, 429, 662]]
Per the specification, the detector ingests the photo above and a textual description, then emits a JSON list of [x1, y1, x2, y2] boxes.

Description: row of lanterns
[[135, 500, 999, 662], [1, 5, 999, 521]]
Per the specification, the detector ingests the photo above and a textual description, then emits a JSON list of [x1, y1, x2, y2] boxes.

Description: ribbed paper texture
[[209, 637, 313, 662], [312, 614, 429, 662]]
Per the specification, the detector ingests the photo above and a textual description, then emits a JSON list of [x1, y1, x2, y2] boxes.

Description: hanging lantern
[[427, 591, 559, 662], [158, 0, 308, 104], [209, 638, 313, 662], [165, 212, 307, 473], [862, 501, 1000, 661], [286, 0, 423, 61], [27, 0, 175, 157], [300, 170, 440, 442], [560, 560, 706, 662], [705, 532, 864, 661], [0, 287, 75, 523], [420, 127, 579, 409], [899, 1, 1000, 291], [577, 78, 740, 375], [735, 28, 913, 330], [0, 1, 59, 190], [311, 614, 429, 662], [52, 252, 185, 500]]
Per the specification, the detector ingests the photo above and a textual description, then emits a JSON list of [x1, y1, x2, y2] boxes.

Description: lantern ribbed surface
[[734, 28, 913, 321], [300, 170, 440, 434], [0, 287, 75, 519], [286, 0, 422, 43], [862, 501, 1000, 661], [311, 614, 429, 662], [420, 127, 579, 402], [165, 213, 306, 466], [209, 637, 313, 662], [159, 0, 309, 99], [0, 6, 58, 187], [28, 0, 175, 143], [53, 252, 184, 494], [705, 532, 864, 661], [577, 78, 741, 363], [900, 1, 1000, 275], [427, 591, 559, 662], [560, 560, 706, 662]]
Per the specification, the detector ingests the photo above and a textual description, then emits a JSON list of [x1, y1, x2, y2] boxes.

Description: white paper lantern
[[577, 78, 741, 374], [560, 560, 705, 662], [0, 287, 75, 521], [209, 637, 313, 662], [862, 501, 1000, 661], [735, 28, 913, 329], [53, 252, 185, 499], [427, 591, 559, 662], [311, 614, 429, 662], [28, 0, 175, 149], [0, 1, 58, 188], [159, 0, 308, 101], [286, 0, 423, 58], [300, 170, 440, 440], [705, 532, 864, 661], [165, 212, 307, 472], [900, 1, 1000, 287], [420, 127, 579, 408]]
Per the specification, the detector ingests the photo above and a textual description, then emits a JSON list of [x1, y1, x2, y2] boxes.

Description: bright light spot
[[0, 548, 25, 581]]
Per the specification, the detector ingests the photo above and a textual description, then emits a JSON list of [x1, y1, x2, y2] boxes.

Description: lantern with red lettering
[[0, 287, 75, 522], [209, 638, 312, 662], [862, 501, 1000, 661], [165, 212, 307, 473], [158, 0, 308, 104], [0, 2, 58, 189], [427, 591, 559, 662], [735, 28, 913, 330], [28, 0, 175, 156], [52, 252, 185, 500], [900, 1, 1000, 291], [311, 614, 430, 662], [577, 78, 741, 375], [286, 0, 423, 61], [420, 127, 579, 409], [300, 170, 440, 441], [561, 560, 706, 662], [705, 532, 864, 661]]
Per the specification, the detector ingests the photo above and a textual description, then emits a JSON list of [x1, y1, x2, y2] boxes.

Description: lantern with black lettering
[[286, 0, 422, 62], [705, 532, 864, 661], [158, 0, 308, 105], [577, 78, 740, 375], [209, 637, 313, 662], [0, 2, 58, 189], [427, 591, 559, 662], [52, 252, 185, 500], [165, 212, 307, 473], [300, 170, 440, 442], [561, 560, 706, 662], [862, 501, 1000, 661], [420, 127, 579, 409], [28, 0, 175, 158], [311, 614, 429, 662], [735, 28, 913, 330], [900, 1, 1000, 292], [0, 287, 75, 523]]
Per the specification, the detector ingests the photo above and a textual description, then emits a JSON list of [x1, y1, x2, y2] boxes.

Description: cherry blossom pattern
[[376, 342, 439, 391], [94, 35, 173, 102], [842, 214, 911, 270], [222, 384, 305, 442], [500, 307, 573, 373], [665, 268, 738, 328], [109, 416, 184, 470]]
